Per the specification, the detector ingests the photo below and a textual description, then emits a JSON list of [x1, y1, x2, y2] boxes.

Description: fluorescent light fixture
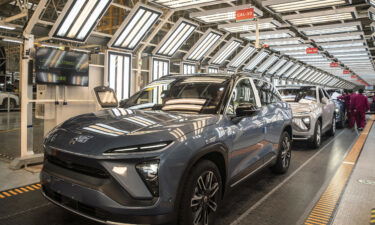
[[320, 40, 365, 49], [108, 3, 162, 51], [272, 44, 312, 51], [283, 64, 301, 77], [0, 23, 16, 30], [154, 18, 198, 57], [339, 57, 371, 61], [244, 50, 269, 71], [241, 29, 294, 41], [327, 47, 368, 53], [335, 53, 369, 57], [369, 7, 375, 21], [49, 0, 112, 42], [268, 58, 287, 75], [295, 68, 311, 80], [106, 51, 132, 100], [227, 44, 256, 68], [208, 67, 219, 74], [309, 32, 363, 43], [182, 63, 196, 74], [190, 4, 263, 23], [299, 69, 316, 81], [290, 66, 306, 79], [218, 18, 281, 33], [2, 38, 22, 44], [152, 58, 170, 80], [184, 29, 223, 61], [150, 0, 217, 9], [263, 0, 349, 13], [276, 61, 294, 77], [209, 37, 242, 65], [299, 22, 361, 36], [257, 54, 279, 73], [262, 37, 303, 46], [283, 8, 356, 26]]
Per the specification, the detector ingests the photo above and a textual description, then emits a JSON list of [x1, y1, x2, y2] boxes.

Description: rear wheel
[[271, 131, 292, 174], [310, 120, 322, 149], [179, 160, 222, 225]]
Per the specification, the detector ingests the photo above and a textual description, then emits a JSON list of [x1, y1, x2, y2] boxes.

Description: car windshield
[[123, 76, 230, 114], [278, 87, 317, 102]]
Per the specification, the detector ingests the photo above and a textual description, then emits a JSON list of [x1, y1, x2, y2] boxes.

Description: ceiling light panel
[[218, 18, 281, 33], [49, 0, 112, 42], [262, 37, 303, 46], [368, 0, 375, 8], [108, 3, 162, 50], [263, 0, 349, 13], [154, 18, 198, 57], [244, 51, 269, 71], [283, 64, 301, 77], [299, 22, 361, 36], [309, 32, 363, 43], [240, 29, 294, 41], [228, 44, 256, 68], [256, 55, 279, 73], [283, 8, 356, 26], [150, 0, 217, 9], [268, 58, 288, 75], [290, 66, 306, 79], [209, 38, 242, 65], [295, 68, 312, 80], [272, 44, 312, 51], [327, 47, 368, 53], [184, 29, 223, 61], [320, 40, 365, 49], [369, 7, 375, 20], [276, 61, 294, 77], [190, 4, 263, 23]]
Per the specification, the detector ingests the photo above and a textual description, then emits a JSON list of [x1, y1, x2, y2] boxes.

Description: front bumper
[[40, 150, 175, 224]]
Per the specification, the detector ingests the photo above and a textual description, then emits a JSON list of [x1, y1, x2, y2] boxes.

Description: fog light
[[136, 161, 159, 196]]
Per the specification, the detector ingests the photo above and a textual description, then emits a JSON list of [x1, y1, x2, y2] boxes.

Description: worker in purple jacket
[[350, 89, 369, 131]]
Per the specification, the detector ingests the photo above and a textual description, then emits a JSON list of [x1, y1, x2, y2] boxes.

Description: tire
[[178, 160, 222, 225], [328, 116, 336, 137], [310, 120, 322, 149], [271, 131, 292, 174], [337, 114, 345, 129], [3, 99, 16, 110]]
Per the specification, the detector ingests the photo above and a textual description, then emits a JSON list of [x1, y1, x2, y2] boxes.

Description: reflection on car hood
[[288, 102, 318, 114], [45, 108, 220, 156]]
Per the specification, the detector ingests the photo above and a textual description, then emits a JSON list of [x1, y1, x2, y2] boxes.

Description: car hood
[[288, 100, 318, 115], [45, 108, 220, 156]]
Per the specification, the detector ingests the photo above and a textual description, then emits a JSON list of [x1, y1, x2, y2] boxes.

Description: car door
[[318, 88, 333, 129], [253, 79, 281, 161], [226, 78, 266, 186]]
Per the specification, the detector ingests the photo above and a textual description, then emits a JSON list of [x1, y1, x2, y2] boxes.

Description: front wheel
[[310, 120, 322, 149], [328, 116, 336, 136], [179, 160, 222, 225], [271, 131, 292, 174]]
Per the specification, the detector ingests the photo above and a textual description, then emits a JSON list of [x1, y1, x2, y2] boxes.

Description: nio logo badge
[[69, 135, 93, 145]]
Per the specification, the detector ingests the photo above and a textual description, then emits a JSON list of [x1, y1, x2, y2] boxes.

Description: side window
[[319, 88, 325, 102], [271, 87, 282, 103], [254, 79, 272, 105], [226, 79, 256, 115], [323, 89, 330, 99]]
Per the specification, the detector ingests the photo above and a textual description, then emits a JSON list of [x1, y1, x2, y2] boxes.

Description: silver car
[[278, 85, 336, 148]]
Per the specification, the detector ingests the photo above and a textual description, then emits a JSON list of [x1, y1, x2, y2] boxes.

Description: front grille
[[43, 186, 110, 221], [46, 154, 109, 178]]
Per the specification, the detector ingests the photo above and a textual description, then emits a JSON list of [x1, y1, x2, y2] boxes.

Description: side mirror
[[235, 104, 259, 117], [321, 97, 329, 105], [119, 99, 129, 108]]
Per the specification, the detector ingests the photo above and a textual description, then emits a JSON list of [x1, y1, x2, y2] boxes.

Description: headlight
[[335, 108, 339, 113], [136, 160, 159, 196], [103, 141, 172, 155], [302, 117, 311, 125]]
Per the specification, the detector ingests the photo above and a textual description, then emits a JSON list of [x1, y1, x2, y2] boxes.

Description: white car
[[278, 85, 336, 148], [0, 91, 19, 110]]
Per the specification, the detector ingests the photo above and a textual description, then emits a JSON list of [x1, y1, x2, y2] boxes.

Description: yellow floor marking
[[31, 184, 40, 189], [14, 189, 23, 194], [2, 192, 11, 197], [0, 194, 5, 198], [26, 186, 35, 191], [304, 118, 374, 225], [20, 187, 28, 192], [8, 190, 17, 195]]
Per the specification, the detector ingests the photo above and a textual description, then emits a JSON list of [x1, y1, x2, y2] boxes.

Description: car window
[[254, 79, 272, 105], [322, 89, 331, 99], [226, 78, 256, 115], [319, 88, 325, 102]]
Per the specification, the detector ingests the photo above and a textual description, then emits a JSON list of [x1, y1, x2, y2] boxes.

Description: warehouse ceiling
[[1, 0, 375, 88]]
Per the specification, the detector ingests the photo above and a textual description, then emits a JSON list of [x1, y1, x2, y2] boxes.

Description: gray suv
[[278, 85, 336, 148], [41, 74, 293, 225]]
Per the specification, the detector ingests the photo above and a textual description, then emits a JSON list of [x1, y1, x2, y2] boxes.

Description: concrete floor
[[0, 161, 40, 192], [0, 111, 44, 160], [0, 127, 359, 225]]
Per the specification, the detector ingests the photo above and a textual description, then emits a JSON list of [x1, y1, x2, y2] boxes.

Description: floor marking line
[[0, 183, 41, 200], [229, 129, 346, 225], [0, 202, 52, 220]]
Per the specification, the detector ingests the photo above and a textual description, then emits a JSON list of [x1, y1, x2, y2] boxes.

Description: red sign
[[306, 48, 318, 54], [330, 62, 339, 67], [351, 75, 357, 79], [236, 8, 255, 21], [343, 70, 350, 74]]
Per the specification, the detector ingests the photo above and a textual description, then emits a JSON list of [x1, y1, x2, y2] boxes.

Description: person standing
[[350, 89, 369, 131], [338, 90, 352, 127]]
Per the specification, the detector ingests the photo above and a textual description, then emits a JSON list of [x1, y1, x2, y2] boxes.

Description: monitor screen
[[35, 47, 89, 86]]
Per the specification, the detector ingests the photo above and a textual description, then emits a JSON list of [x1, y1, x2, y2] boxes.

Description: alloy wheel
[[281, 135, 291, 169], [316, 124, 321, 146], [332, 118, 336, 133], [190, 171, 220, 225]]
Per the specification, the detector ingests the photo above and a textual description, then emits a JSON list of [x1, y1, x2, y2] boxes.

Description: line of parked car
[[41, 73, 344, 225]]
